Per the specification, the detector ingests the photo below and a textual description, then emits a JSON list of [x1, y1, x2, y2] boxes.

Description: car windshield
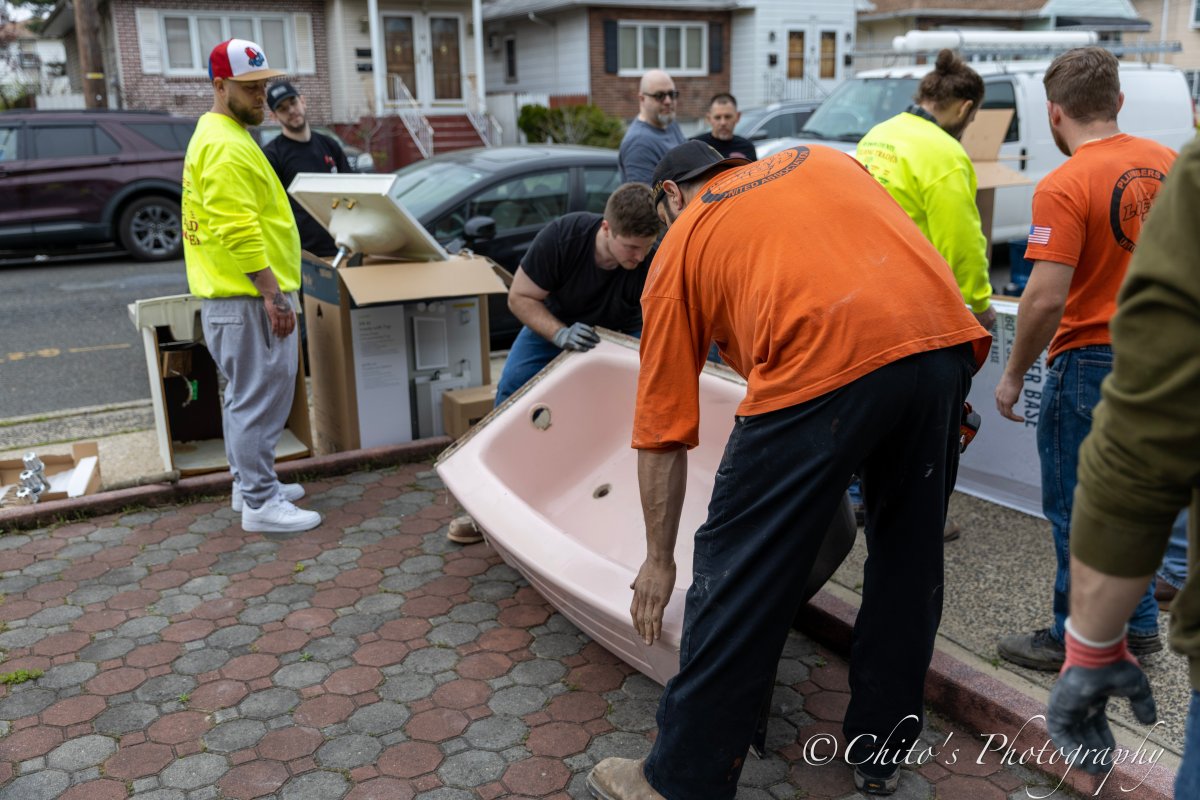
[[390, 160, 487, 220], [799, 78, 920, 141]]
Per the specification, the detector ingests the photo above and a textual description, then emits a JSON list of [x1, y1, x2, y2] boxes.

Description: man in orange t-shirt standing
[[585, 141, 991, 799], [994, 47, 1175, 672]]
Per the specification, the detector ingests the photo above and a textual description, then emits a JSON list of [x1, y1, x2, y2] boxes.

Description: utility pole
[[73, 0, 108, 108]]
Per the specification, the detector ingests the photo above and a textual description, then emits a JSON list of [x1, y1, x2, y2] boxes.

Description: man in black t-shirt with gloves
[[493, 182, 661, 406], [262, 81, 352, 257], [446, 182, 661, 547]]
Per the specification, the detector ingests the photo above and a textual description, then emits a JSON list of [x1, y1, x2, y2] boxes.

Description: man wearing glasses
[[618, 69, 686, 183]]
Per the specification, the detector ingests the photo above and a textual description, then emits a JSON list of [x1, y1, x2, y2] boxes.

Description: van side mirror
[[464, 216, 497, 244]]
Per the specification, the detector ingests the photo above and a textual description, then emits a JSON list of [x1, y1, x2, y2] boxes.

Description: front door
[[782, 26, 844, 100], [383, 12, 464, 108]]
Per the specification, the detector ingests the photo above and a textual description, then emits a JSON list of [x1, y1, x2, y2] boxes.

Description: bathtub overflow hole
[[530, 405, 552, 431], [593, 484, 612, 499]]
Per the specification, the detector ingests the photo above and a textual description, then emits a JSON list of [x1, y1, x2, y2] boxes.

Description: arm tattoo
[[271, 292, 290, 312]]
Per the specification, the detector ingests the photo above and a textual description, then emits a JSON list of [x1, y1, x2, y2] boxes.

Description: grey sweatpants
[[201, 294, 298, 509]]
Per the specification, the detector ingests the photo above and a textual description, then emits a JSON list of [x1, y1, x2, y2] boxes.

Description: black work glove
[[553, 322, 600, 352], [1047, 630, 1157, 775]]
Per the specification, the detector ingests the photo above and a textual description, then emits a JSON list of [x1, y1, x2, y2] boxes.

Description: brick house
[[42, 0, 496, 167], [481, 0, 859, 140]]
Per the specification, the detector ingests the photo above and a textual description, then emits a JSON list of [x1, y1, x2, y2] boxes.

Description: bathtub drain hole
[[593, 484, 611, 499], [530, 405, 552, 430]]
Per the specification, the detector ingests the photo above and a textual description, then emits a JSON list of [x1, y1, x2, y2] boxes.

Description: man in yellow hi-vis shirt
[[182, 39, 321, 534], [857, 49, 995, 332]]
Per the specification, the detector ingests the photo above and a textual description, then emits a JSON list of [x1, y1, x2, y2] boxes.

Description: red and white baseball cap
[[208, 39, 286, 82]]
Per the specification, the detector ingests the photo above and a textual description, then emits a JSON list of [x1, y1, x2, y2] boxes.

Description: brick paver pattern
[[0, 464, 1071, 799]]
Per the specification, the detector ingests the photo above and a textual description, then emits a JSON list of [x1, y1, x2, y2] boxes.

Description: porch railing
[[762, 72, 832, 104], [466, 77, 502, 147], [389, 76, 434, 159]]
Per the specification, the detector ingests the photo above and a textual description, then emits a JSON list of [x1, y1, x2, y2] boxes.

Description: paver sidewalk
[[0, 462, 1090, 799]]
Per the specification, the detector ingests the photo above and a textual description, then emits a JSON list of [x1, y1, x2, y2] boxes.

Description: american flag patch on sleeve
[[1028, 225, 1052, 245]]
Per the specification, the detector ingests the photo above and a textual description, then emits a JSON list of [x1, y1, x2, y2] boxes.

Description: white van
[[760, 60, 1196, 246]]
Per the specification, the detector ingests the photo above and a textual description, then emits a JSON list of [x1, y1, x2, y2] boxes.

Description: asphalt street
[[0, 253, 189, 419]]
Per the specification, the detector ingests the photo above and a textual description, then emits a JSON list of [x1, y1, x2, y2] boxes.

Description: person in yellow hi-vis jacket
[[182, 39, 321, 535], [857, 49, 992, 544], [857, 49, 995, 332]]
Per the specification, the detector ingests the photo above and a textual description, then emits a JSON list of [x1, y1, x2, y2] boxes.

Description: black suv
[[0, 109, 196, 261]]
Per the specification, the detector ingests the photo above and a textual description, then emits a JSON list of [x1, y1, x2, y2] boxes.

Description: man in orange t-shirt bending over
[[994, 47, 1175, 673], [585, 141, 991, 799]]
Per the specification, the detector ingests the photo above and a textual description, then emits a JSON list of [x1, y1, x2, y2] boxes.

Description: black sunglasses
[[643, 90, 680, 101]]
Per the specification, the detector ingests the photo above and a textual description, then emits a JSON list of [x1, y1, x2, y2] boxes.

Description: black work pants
[[642, 344, 974, 799]]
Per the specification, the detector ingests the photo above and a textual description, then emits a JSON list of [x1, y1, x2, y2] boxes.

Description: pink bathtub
[[436, 331, 854, 685]]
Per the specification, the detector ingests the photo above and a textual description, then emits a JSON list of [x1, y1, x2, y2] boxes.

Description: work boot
[[1128, 632, 1164, 658], [447, 514, 484, 545], [997, 628, 1064, 671], [586, 758, 664, 800], [854, 762, 901, 795], [1155, 581, 1179, 611], [943, 519, 962, 542]]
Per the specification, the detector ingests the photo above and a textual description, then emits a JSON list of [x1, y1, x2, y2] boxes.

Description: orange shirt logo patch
[[1109, 167, 1166, 253], [702, 147, 810, 204]]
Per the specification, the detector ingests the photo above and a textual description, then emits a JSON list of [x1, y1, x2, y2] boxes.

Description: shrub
[[518, 104, 624, 149]]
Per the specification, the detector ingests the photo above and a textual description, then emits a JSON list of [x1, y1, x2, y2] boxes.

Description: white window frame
[[160, 11, 296, 76], [617, 21, 708, 77]]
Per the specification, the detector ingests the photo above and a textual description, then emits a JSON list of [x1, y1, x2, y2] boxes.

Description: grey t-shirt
[[618, 118, 686, 184]]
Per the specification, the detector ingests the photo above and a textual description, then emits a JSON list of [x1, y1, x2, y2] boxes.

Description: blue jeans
[[495, 325, 641, 407], [1158, 510, 1189, 589], [1179, 690, 1200, 799], [1038, 345, 1159, 642]]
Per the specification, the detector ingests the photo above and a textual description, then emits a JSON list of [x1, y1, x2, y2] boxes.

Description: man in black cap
[[262, 81, 352, 257], [586, 141, 990, 799]]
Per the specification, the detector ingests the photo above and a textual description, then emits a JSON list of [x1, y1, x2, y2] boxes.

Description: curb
[[796, 591, 1175, 800], [0, 436, 452, 531]]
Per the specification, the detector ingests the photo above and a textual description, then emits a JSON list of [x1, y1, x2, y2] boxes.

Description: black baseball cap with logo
[[651, 141, 749, 206], [267, 81, 300, 111]]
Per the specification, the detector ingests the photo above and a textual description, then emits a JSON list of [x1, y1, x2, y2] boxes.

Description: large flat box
[[962, 109, 1031, 253], [0, 442, 102, 503], [129, 295, 312, 476], [442, 383, 498, 439], [957, 297, 1046, 518], [291, 173, 508, 454]]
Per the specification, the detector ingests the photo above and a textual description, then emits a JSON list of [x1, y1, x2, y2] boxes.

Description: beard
[[228, 95, 265, 127], [656, 110, 676, 127], [282, 116, 307, 135]]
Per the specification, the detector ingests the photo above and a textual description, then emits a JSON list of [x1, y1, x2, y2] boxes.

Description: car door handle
[[1020, 147, 1027, 171]]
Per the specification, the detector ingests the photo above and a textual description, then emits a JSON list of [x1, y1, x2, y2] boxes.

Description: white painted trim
[[616, 19, 709, 77]]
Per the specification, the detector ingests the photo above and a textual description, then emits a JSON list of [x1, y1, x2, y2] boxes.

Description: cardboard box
[[290, 174, 509, 454], [0, 442, 102, 502], [961, 109, 1031, 251], [957, 297, 1046, 518], [129, 294, 312, 476], [442, 383, 498, 439]]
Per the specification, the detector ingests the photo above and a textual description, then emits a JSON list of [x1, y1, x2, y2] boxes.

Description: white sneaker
[[241, 496, 322, 533], [232, 481, 305, 513]]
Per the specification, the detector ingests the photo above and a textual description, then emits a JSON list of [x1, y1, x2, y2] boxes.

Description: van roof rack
[[854, 30, 1182, 61], [854, 41, 1182, 60]]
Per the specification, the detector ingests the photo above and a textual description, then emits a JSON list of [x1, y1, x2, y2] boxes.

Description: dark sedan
[[391, 144, 621, 350]]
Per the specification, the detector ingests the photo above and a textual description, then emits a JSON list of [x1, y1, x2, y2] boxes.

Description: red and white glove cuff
[[1063, 617, 1137, 671]]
